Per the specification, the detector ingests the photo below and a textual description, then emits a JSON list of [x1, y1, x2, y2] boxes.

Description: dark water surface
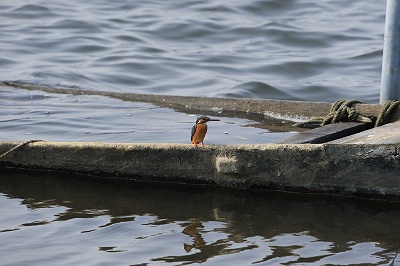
[[1, 171, 400, 265], [0, 0, 395, 265]]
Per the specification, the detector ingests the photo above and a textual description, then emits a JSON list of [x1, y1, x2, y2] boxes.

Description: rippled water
[[0, 0, 394, 265], [0, 87, 296, 144], [0, 0, 385, 102], [1, 171, 400, 266], [0, 0, 386, 142]]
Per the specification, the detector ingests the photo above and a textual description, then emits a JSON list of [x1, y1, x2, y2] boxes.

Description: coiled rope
[[322, 99, 373, 125], [0, 140, 43, 159], [296, 99, 400, 128], [375, 100, 400, 127]]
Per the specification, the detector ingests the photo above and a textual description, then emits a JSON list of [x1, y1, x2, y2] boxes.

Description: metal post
[[380, 0, 400, 103]]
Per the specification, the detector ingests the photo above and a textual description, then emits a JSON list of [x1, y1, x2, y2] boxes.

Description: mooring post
[[380, 0, 400, 103]]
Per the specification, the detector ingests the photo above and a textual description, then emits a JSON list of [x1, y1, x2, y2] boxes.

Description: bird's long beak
[[208, 119, 220, 121]]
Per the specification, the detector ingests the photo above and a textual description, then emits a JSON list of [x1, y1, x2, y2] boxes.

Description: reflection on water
[[1, 169, 399, 265], [182, 221, 206, 253]]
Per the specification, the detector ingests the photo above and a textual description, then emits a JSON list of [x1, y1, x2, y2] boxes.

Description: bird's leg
[[201, 142, 204, 147]]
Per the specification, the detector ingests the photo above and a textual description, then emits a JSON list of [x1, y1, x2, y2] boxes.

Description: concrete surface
[[1, 81, 394, 122], [329, 120, 400, 144], [275, 122, 373, 144], [1, 140, 400, 199], [2, 82, 400, 199]]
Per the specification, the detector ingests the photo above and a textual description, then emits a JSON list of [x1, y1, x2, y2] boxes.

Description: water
[[1, 170, 400, 265], [0, 0, 384, 101], [0, 0, 395, 264], [0, 0, 386, 142], [0, 87, 296, 144]]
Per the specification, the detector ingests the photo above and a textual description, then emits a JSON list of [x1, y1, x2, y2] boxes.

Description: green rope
[[296, 99, 400, 129], [375, 100, 400, 127], [322, 99, 373, 125]]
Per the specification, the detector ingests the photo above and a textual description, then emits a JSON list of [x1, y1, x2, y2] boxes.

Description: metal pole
[[380, 0, 400, 103]]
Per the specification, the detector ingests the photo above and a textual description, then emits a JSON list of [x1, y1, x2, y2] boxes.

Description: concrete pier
[[1, 82, 400, 199], [0, 81, 396, 122], [1, 120, 400, 199]]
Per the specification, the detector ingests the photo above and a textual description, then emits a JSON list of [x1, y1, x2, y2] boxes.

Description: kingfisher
[[191, 116, 220, 147]]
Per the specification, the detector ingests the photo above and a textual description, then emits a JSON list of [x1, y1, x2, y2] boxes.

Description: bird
[[191, 116, 220, 147]]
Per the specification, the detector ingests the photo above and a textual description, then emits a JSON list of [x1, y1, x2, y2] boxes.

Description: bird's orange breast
[[192, 124, 208, 144]]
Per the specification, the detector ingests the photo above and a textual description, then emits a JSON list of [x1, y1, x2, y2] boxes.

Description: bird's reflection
[[182, 220, 206, 252]]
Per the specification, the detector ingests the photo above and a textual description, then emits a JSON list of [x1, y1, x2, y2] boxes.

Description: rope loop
[[375, 100, 400, 127], [296, 99, 400, 128], [322, 99, 372, 125]]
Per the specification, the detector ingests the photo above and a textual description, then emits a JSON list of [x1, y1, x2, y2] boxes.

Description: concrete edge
[[0, 81, 389, 122], [1, 141, 400, 199]]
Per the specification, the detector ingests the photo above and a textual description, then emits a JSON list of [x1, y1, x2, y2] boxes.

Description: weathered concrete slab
[[1, 141, 400, 199], [2, 82, 400, 199], [0, 81, 392, 123], [275, 122, 373, 144], [329, 120, 400, 144]]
